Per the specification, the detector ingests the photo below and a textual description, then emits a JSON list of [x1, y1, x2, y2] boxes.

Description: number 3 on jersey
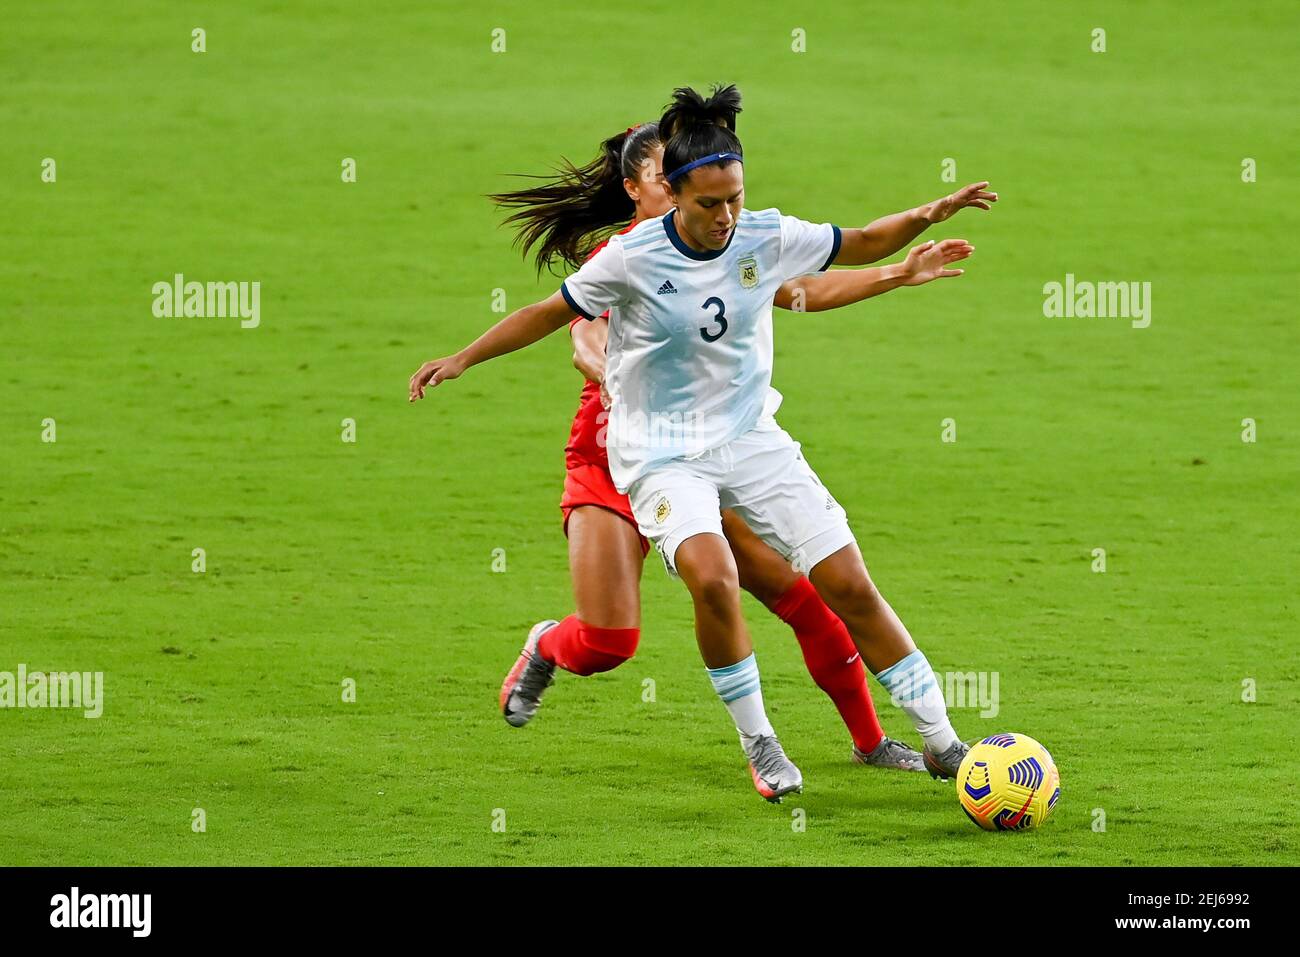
[[699, 297, 729, 343]]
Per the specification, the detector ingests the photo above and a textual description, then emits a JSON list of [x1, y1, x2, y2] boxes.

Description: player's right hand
[[409, 354, 467, 402]]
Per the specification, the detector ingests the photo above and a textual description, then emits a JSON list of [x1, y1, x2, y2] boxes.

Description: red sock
[[537, 615, 640, 677], [771, 576, 884, 753]]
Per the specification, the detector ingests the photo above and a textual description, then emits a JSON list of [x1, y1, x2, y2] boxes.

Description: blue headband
[[666, 151, 743, 183]]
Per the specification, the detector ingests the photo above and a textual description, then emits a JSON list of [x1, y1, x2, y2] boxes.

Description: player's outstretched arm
[[409, 291, 575, 401], [833, 182, 997, 265], [775, 238, 973, 313]]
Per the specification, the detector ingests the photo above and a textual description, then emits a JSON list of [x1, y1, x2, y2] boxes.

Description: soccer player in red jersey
[[476, 119, 990, 797]]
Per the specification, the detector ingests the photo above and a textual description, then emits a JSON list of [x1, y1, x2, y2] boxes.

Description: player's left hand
[[900, 238, 973, 285], [926, 182, 998, 223]]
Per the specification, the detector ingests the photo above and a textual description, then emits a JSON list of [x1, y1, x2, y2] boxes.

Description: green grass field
[[2, 0, 1297, 866]]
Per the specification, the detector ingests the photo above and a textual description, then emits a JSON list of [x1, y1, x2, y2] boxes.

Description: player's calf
[[809, 551, 965, 760], [539, 616, 639, 675]]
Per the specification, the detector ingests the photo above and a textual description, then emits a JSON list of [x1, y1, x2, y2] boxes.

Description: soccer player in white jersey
[[485, 120, 989, 797], [411, 84, 995, 800]]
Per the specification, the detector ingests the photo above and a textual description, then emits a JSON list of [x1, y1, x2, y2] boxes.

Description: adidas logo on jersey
[[656, 280, 678, 295]]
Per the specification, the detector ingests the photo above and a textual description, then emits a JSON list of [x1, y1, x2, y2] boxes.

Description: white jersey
[[560, 207, 841, 492]]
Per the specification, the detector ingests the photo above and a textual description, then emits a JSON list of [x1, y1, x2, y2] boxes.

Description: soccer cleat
[[742, 733, 803, 802], [851, 736, 927, 772], [923, 739, 971, 780], [499, 620, 559, 728]]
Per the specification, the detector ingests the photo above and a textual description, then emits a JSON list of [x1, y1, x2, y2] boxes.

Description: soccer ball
[[956, 732, 1060, 831]]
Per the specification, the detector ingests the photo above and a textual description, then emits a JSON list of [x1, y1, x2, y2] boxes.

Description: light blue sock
[[707, 653, 774, 741], [875, 649, 958, 752]]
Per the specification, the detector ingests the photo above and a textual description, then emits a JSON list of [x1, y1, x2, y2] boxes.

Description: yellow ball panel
[[956, 733, 1060, 831]]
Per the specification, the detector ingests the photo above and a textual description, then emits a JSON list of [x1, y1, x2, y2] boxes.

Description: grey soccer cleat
[[499, 620, 559, 728], [851, 736, 927, 772], [923, 739, 971, 780], [743, 732, 804, 802]]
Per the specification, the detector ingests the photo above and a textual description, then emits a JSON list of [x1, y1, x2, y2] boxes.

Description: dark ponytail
[[658, 84, 743, 192], [488, 123, 662, 275]]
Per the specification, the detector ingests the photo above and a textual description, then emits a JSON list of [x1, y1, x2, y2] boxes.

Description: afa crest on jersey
[[738, 253, 759, 289]]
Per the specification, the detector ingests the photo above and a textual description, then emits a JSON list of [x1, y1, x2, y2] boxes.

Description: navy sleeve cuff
[[560, 281, 597, 321], [818, 225, 843, 272]]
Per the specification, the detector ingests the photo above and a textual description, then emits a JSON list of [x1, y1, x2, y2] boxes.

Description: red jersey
[[564, 378, 607, 470], [563, 222, 636, 471]]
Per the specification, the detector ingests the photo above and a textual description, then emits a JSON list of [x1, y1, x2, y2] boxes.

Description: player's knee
[[724, 534, 789, 609], [739, 568, 794, 609], [688, 568, 741, 616], [730, 548, 779, 606], [821, 571, 883, 614]]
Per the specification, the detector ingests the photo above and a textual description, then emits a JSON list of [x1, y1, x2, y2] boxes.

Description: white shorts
[[626, 418, 856, 578]]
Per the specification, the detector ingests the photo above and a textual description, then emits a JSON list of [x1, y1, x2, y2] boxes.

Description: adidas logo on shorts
[[656, 280, 678, 295]]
